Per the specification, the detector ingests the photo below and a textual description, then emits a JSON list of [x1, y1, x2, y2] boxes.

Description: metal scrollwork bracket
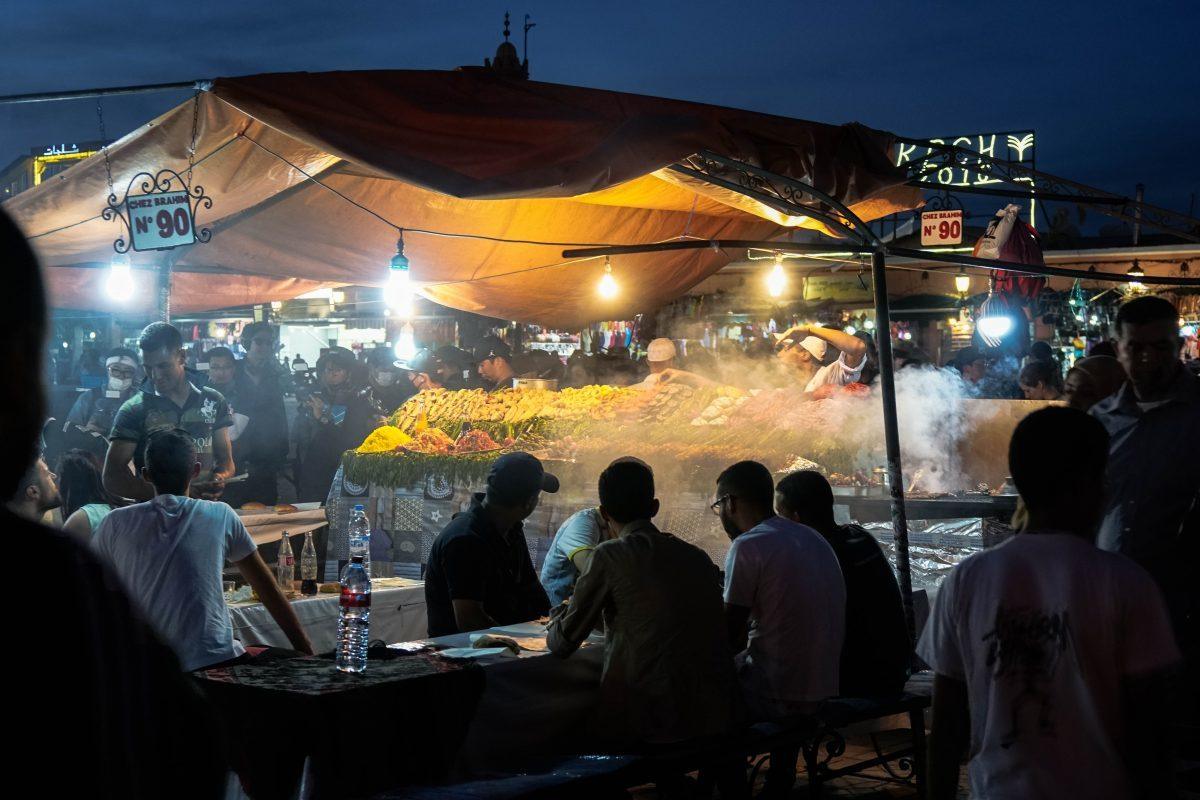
[[102, 168, 212, 253]]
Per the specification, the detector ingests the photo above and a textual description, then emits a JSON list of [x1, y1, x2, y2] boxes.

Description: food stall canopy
[[8, 70, 921, 325]]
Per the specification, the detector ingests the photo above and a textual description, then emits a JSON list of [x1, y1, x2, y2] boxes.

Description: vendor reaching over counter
[[774, 324, 867, 393], [397, 349, 447, 393], [634, 338, 678, 389]]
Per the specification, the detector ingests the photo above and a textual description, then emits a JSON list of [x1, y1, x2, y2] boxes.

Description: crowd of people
[[7, 193, 1197, 798]]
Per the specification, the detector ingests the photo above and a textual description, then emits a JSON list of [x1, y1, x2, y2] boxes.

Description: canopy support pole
[[158, 259, 173, 323], [0, 80, 211, 106], [870, 248, 916, 648]]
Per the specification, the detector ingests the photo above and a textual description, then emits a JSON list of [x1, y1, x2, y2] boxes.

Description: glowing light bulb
[[384, 236, 414, 317], [864, 319, 875, 331], [843, 325, 857, 335], [977, 315, 1013, 341], [394, 322, 416, 361], [598, 257, 618, 299], [766, 254, 787, 298], [977, 288, 1015, 347], [954, 268, 970, 295], [106, 252, 134, 301]]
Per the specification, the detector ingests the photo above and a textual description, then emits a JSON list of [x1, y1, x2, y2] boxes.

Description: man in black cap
[[424, 452, 556, 636], [398, 349, 448, 393], [473, 335, 518, 391], [434, 345, 474, 389]]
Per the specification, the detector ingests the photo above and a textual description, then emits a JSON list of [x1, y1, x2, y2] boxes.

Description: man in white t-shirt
[[918, 407, 1179, 800], [717, 460, 845, 797], [93, 428, 313, 671], [774, 324, 866, 393]]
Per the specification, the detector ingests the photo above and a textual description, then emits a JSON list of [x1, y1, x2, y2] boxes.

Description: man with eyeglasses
[[65, 347, 140, 435], [716, 461, 845, 797]]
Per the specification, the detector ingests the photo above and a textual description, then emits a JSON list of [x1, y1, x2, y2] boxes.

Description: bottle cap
[[354, 504, 364, 511]]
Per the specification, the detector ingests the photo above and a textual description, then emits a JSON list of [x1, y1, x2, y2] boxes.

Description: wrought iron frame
[[670, 150, 884, 247], [102, 168, 212, 254], [896, 136, 1200, 243]]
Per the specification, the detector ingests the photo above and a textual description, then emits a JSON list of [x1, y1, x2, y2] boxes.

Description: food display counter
[[327, 384, 1043, 580]]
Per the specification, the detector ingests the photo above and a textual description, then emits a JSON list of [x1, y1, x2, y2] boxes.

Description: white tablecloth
[[229, 579, 427, 653]]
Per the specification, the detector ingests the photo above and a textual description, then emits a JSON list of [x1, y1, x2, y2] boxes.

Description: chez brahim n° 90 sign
[[126, 190, 196, 251]]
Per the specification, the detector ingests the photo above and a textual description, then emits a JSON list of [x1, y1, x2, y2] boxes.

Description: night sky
[[2, 0, 1198, 215]]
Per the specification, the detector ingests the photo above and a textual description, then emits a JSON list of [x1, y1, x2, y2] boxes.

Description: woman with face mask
[[64, 347, 141, 440]]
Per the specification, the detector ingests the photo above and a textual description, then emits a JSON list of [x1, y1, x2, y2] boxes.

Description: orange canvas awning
[[6, 70, 921, 326]]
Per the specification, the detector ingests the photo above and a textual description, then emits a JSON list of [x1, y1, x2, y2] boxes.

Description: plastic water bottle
[[276, 531, 295, 596], [349, 504, 371, 574], [335, 556, 371, 673], [300, 531, 319, 596]]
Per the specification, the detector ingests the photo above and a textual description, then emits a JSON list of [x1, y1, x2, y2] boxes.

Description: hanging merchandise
[[973, 204, 1019, 260], [976, 204, 1045, 300]]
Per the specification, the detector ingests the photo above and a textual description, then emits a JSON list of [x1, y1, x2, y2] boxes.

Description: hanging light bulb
[[977, 283, 1014, 347], [1126, 259, 1145, 278], [864, 318, 876, 331], [106, 252, 134, 301], [598, 256, 618, 299], [954, 267, 971, 295], [384, 232, 414, 317], [766, 253, 787, 298], [393, 322, 417, 362]]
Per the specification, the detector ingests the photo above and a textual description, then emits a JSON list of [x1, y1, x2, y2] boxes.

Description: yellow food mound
[[356, 425, 413, 453]]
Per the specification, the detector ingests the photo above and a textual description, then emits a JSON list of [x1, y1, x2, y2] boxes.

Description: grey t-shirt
[[92, 495, 256, 671]]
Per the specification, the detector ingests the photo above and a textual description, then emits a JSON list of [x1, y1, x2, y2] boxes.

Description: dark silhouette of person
[[0, 208, 226, 798]]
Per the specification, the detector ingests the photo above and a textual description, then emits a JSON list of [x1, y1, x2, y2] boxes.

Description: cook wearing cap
[[473, 336, 517, 391], [633, 337, 719, 390], [774, 324, 868, 393], [434, 345, 473, 389], [396, 348, 446, 392], [631, 337, 677, 390], [423, 451, 556, 636]]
